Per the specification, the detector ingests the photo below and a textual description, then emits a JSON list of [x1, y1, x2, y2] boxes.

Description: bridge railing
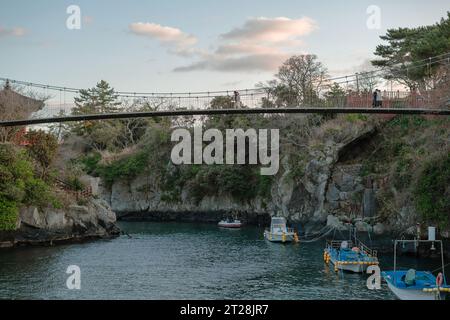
[[8, 82, 449, 122]]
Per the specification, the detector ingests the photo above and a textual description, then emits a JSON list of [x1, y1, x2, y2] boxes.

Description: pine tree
[[72, 80, 120, 115], [372, 12, 450, 90]]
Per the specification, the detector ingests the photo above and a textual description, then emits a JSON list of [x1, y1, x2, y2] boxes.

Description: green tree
[[275, 55, 328, 106], [372, 12, 450, 90], [323, 82, 346, 116], [70, 81, 159, 151], [325, 83, 346, 99], [73, 80, 120, 115], [25, 130, 59, 178]]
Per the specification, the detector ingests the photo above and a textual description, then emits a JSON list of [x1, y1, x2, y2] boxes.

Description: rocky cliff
[[0, 198, 120, 248], [66, 114, 448, 239], [98, 120, 388, 234]]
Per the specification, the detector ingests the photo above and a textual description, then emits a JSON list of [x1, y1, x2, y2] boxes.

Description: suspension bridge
[[1, 53, 449, 127]]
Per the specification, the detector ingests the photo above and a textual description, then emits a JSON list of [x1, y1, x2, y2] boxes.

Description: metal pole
[[440, 240, 446, 285], [394, 240, 397, 283]]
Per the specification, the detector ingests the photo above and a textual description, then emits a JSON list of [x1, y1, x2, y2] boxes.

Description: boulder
[[12, 198, 119, 246], [326, 215, 347, 231], [373, 223, 385, 235], [355, 220, 369, 232], [79, 175, 101, 196], [19, 207, 45, 228]]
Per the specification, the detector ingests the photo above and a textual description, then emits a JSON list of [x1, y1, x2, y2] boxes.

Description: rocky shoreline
[[0, 198, 120, 249], [98, 124, 393, 235]]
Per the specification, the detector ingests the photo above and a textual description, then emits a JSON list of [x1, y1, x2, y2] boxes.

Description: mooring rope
[[300, 224, 331, 239], [300, 226, 336, 243]]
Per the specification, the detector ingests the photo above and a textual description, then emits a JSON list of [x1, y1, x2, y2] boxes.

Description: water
[[1, 221, 444, 300]]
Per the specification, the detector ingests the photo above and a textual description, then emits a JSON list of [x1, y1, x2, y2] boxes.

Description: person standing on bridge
[[376, 89, 383, 107], [372, 90, 378, 107], [233, 90, 241, 108]]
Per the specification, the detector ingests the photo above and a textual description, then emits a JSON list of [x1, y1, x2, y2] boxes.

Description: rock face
[[1, 199, 120, 247], [99, 123, 390, 234]]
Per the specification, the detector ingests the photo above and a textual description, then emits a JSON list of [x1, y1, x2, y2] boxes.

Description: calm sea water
[[0, 222, 445, 300]]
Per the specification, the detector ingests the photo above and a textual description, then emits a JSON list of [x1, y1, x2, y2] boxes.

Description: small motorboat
[[382, 239, 450, 300], [264, 217, 297, 243], [218, 218, 243, 228], [324, 239, 379, 273]]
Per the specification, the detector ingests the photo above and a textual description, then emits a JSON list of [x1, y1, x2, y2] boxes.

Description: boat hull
[[264, 230, 294, 243], [385, 279, 437, 300], [325, 246, 377, 274], [330, 258, 368, 273], [218, 222, 242, 228], [382, 271, 449, 300]]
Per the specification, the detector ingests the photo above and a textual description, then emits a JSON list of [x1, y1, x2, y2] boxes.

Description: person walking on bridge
[[233, 90, 241, 108], [372, 90, 378, 107], [376, 89, 383, 107]]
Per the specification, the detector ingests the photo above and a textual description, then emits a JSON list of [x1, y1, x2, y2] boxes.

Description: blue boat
[[382, 240, 450, 300], [324, 239, 379, 273]]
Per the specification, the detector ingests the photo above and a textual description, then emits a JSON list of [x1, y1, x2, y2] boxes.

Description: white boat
[[218, 219, 243, 228], [264, 217, 297, 243]]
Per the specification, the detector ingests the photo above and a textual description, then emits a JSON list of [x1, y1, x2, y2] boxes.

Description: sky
[[0, 0, 449, 96]]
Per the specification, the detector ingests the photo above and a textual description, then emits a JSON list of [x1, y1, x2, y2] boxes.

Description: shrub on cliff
[[415, 153, 450, 229], [0, 144, 59, 231], [25, 130, 59, 179], [80, 123, 172, 187], [0, 198, 17, 231]]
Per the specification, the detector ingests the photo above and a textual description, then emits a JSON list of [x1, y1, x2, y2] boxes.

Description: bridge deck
[[1, 107, 448, 127]]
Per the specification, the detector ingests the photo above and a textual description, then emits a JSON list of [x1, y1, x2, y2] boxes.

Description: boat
[[382, 239, 450, 300], [218, 218, 243, 229], [264, 217, 298, 243], [324, 239, 379, 273]]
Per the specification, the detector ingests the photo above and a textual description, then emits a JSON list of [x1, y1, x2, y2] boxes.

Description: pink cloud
[[0, 27, 27, 38], [129, 22, 197, 52], [221, 17, 317, 44], [215, 43, 282, 56], [174, 53, 289, 72], [129, 16, 317, 73], [175, 16, 316, 73]]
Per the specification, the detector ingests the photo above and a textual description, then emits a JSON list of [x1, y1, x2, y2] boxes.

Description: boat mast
[[440, 241, 446, 285]]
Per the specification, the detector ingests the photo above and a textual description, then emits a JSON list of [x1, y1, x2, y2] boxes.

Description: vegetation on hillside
[[357, 115, 450, 228], [0, 141, 61, 231]]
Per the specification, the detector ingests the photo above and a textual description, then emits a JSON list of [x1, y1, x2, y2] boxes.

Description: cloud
[[221, 17, 317, 44], [174, 16, 316, 73], [129, 22, 197, 56], [214, 43, 282, 56], [130, 17, 317, 73], [174, 53, 289, 72], [0, 27, 27, 38]]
